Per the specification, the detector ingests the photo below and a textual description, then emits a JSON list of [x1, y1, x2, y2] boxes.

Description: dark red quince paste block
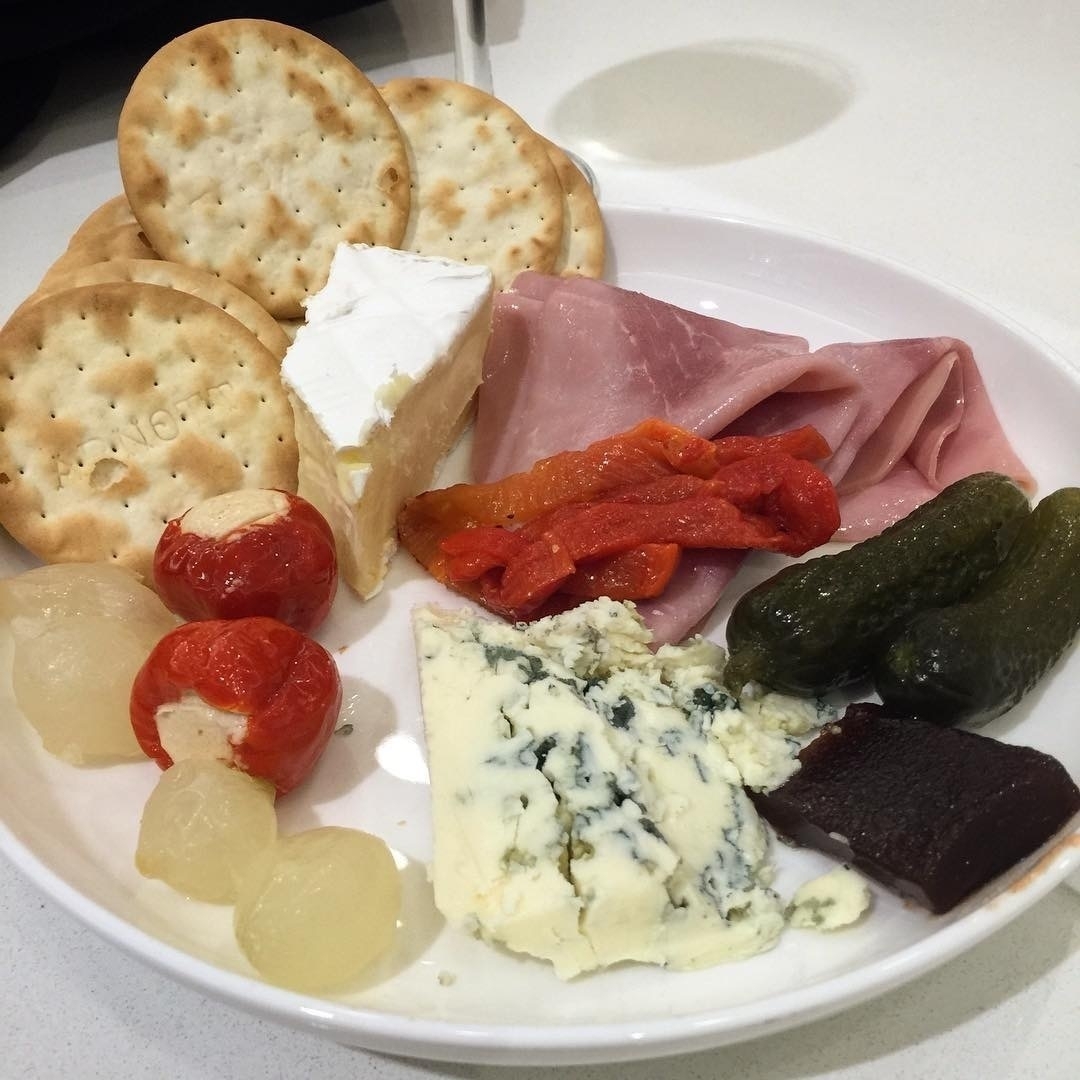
[[750, 703, 1080, 913]]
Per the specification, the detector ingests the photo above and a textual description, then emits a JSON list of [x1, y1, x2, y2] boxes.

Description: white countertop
[[2, 1, 1079, 1076]]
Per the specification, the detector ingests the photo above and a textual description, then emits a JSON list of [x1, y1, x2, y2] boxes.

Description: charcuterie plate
[[1, 205, 1077, 1066]]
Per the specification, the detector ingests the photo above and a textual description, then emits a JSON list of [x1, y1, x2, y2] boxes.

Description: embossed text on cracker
[[54, 382, 234, 487]]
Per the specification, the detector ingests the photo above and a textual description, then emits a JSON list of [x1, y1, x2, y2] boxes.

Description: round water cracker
[[67, 195, 137, 249], [117, 18, 411, 319], [541, 138, 606, 279], [29, 259, 291, 360], [0, 281, 297, 579], [277, 317, 304, 345], [379, 77, 564, 290], [37, 223, 158, 292]]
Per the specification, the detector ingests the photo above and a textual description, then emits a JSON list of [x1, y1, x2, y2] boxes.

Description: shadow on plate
[[550, 40, 854, 167], [340, 854, 445, 995], [272, 673, 398, 834]]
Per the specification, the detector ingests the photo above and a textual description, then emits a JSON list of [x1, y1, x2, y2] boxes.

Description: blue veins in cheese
[[787, 866, 872, 931], [413, 597, 832, 979]]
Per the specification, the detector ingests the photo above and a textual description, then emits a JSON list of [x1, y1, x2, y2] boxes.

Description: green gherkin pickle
[[723, 472, 1031, 696], [875, 487, 1080, 726]]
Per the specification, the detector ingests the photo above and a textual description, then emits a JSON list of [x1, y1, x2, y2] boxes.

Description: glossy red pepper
[[153, 489, 337, 633], [400, 418, 839, 621], [559, 544, 682, 601], [130, 617, 342, 796], [455, 455, 837, 617], [399, 419, 832, 576]]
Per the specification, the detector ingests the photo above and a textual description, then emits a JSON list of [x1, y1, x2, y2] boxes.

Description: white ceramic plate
[[1, 205, 1078, 1067]]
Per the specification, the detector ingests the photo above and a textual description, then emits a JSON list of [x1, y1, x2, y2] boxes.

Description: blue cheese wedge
[[280, 244, 493, 598], [413, 598, 829, 979]]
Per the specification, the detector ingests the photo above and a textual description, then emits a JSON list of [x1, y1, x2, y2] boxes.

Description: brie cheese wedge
[[281, 244, 493, 598]]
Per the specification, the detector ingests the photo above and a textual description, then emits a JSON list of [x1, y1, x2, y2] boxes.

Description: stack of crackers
[[0, 18, 604, 580]]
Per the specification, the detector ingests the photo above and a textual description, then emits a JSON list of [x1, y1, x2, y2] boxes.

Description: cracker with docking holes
[[541, 138, 605, 279], [28, 259, 291, 360], [37, 223, 158, 293], [117, 18, 411, 318], [379, 77, 564, 289], [0, 282, 297, 578], [277, 317, 304, 345], [67, 195, 138, 248]]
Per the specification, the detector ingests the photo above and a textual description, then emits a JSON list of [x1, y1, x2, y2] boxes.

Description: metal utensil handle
[[452, 0, 493, 94], [450, 0, 598, 193]]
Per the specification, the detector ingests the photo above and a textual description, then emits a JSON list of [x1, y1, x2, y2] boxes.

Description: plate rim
[[603, 202, 1078, 383], [2, 201, 1078, 1066], [2, 806, 1076, 1066]]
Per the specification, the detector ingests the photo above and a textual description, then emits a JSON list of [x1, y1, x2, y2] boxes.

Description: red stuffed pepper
[[154, 489, 337, 633], [130, 617, 342, 796]]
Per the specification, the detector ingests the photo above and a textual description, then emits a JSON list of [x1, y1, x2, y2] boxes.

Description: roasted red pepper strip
[[400, 418, 695, 565], [400, 419, 838, 620], [560, 544, 682, 600], [398, 419, 831, 584], [441, 526, 525, 582], [462, 457, 838, 616], [710, 426, 832, 466], [447, 532, 683, 603], [130, 617, 342, 796]]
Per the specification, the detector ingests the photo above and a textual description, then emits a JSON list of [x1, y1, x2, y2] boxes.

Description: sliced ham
[[835, 460, 942, 540], [631, 549, 746, 644], [471, 273, 824, 485], [724, 338, 1033, 539], [473, 275, 1032, 528], [469, 274, 1033, 641]]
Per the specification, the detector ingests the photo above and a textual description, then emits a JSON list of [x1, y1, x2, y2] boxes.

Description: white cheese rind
[[280, 244, 493, 599], [414, 599, 829, 979]]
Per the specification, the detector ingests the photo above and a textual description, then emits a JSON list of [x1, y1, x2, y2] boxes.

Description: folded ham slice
[[473, 273, 832, 485], [630, 548, 746, 645], [474, 274, 1031, 532], [724, 337, 1033, 517], [468, 274, 1033, 643]]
